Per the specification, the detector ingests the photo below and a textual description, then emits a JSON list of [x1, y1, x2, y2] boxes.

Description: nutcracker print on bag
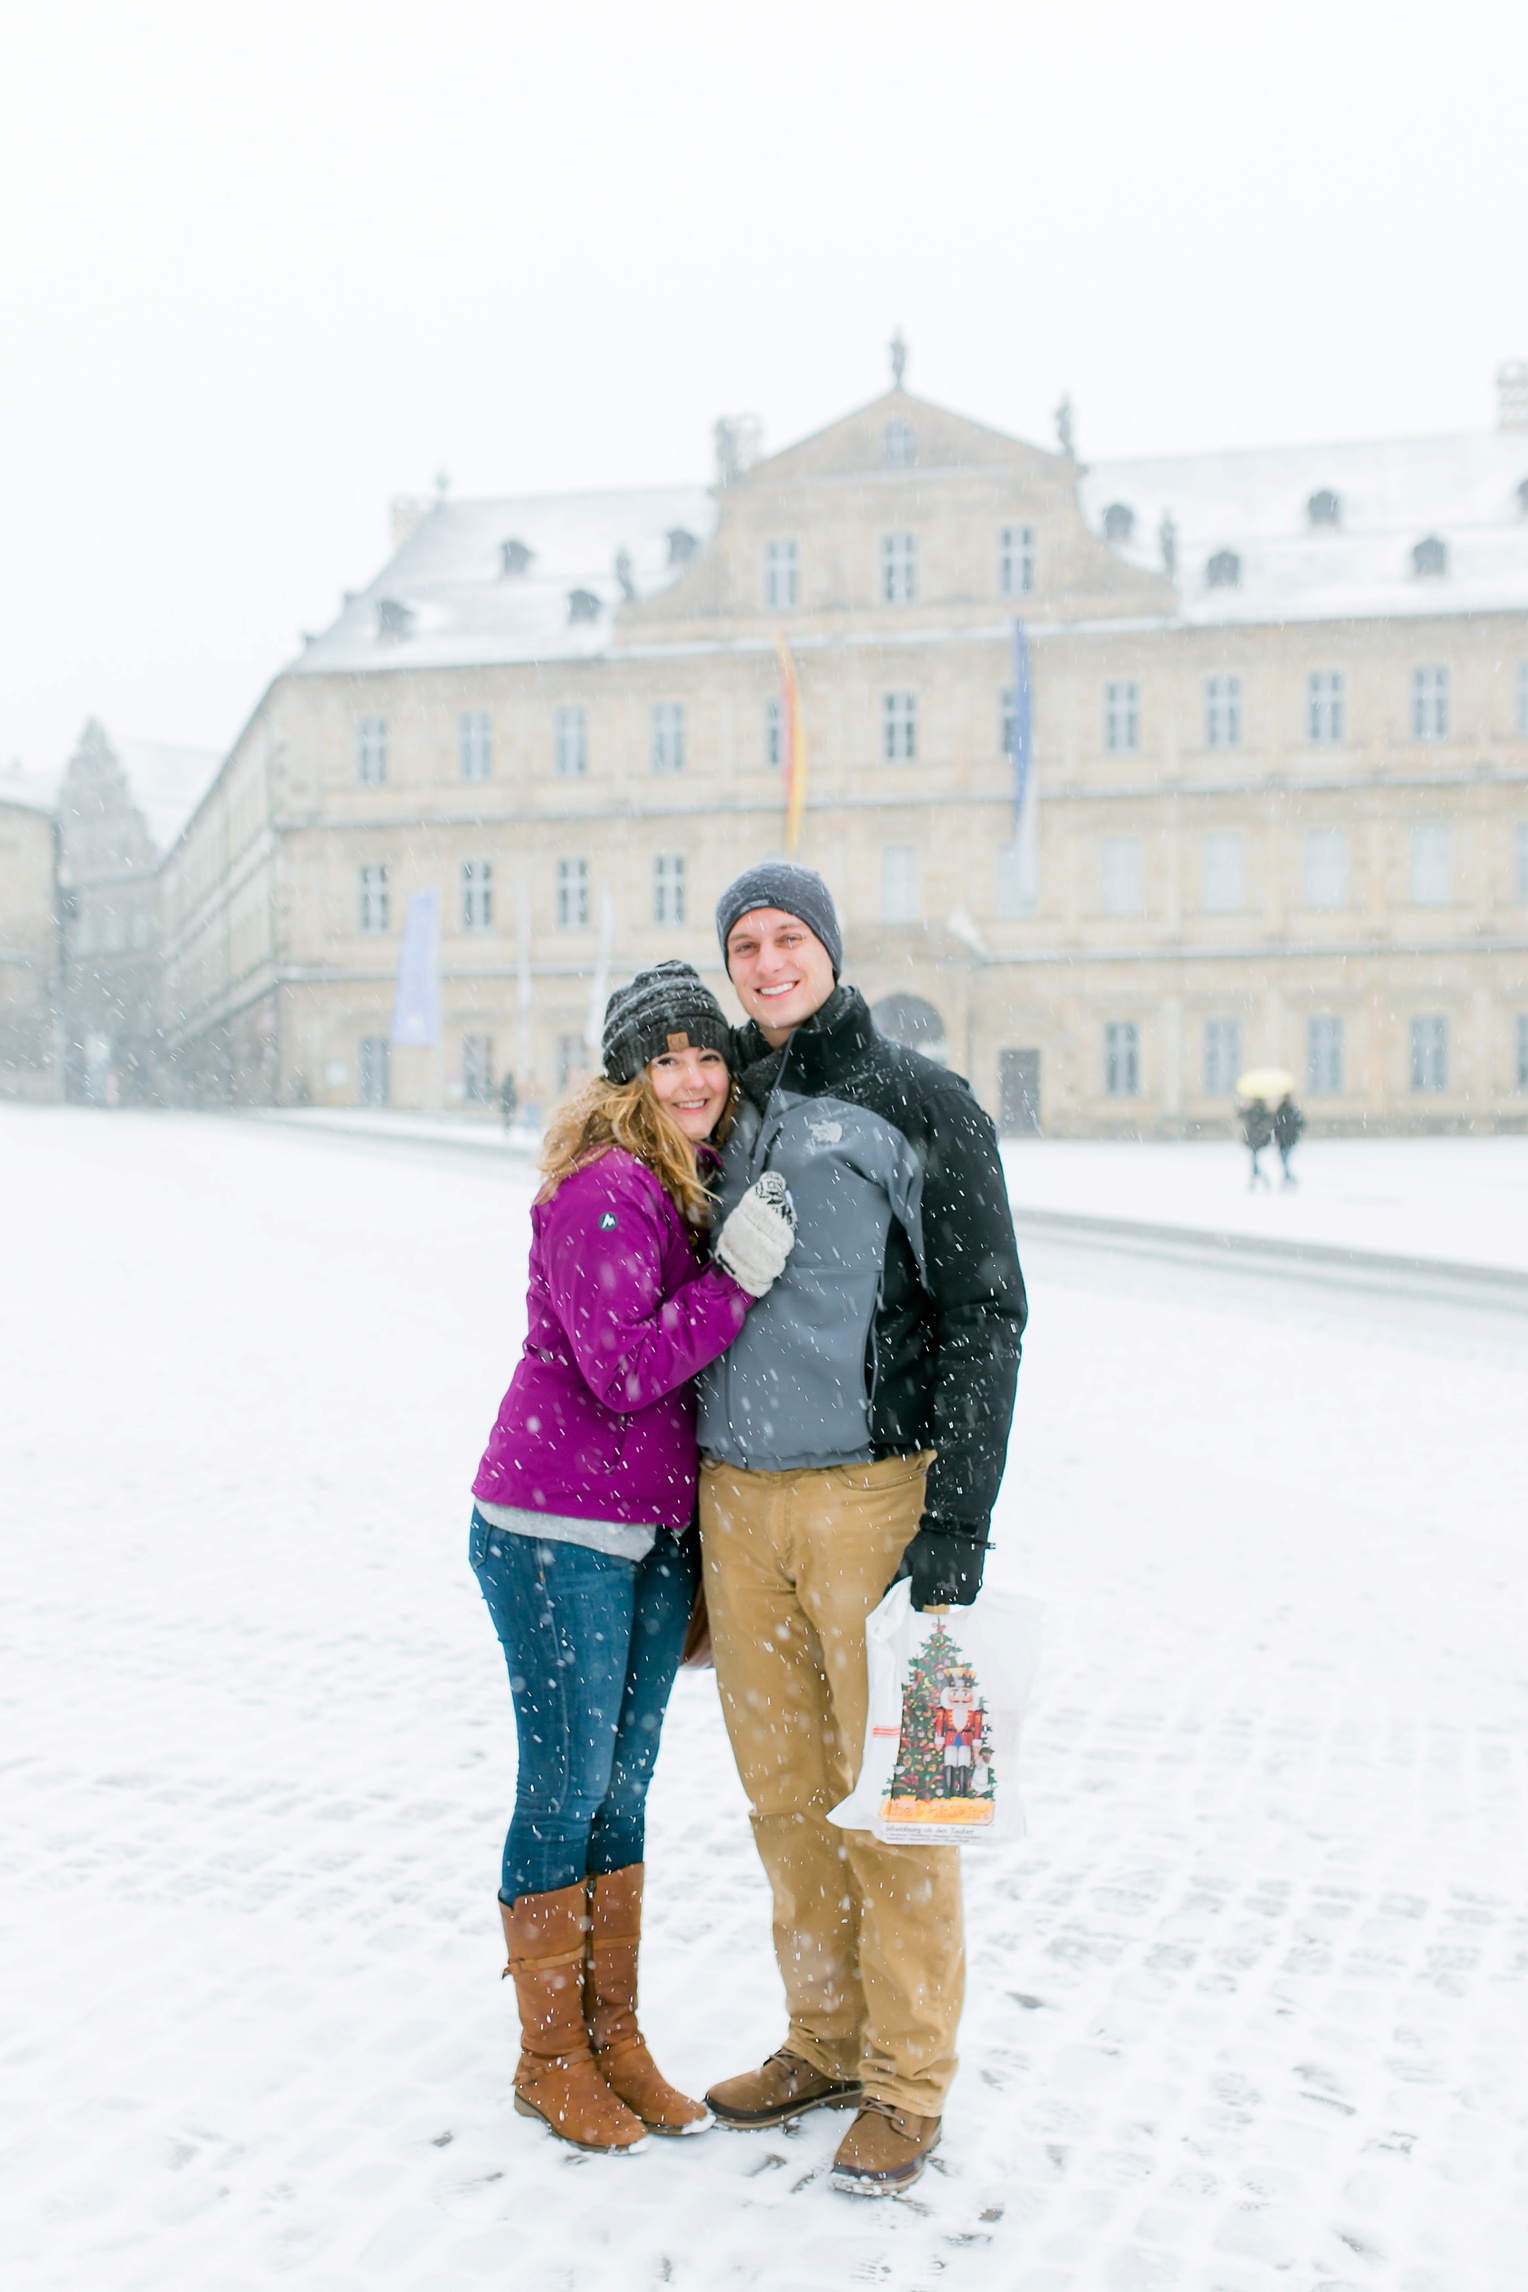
[[884, 1618, 997, 1832]]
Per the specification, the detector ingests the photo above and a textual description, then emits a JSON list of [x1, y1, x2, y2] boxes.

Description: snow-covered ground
[[3, 1105, 1526, 2291], [1004, 1136, 1528, 1274]]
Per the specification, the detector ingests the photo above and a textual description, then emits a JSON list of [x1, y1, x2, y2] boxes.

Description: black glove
[[902, 1522, 988, 1611]]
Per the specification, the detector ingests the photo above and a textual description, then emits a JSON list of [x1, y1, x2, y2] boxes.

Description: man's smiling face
[[725, 907, 837, 1046]]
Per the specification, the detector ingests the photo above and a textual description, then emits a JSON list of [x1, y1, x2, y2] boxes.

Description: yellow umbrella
[[1235, 1066, 1295, 1102]]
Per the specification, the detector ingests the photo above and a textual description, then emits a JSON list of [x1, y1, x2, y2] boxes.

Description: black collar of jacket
[[734, 984, 874, 1109]]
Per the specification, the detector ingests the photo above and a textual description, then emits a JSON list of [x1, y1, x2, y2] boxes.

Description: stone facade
[[158, 385, 1528, 1133], [0, 794, 59, 1100], [55, 722, 163, 1104]]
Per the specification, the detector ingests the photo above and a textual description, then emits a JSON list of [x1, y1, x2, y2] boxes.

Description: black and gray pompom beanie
[[600, 961, 732, 1085], [715, 862, 842, 977]]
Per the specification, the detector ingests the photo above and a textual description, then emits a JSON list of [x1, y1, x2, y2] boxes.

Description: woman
[[470, 960, 796, 2156]]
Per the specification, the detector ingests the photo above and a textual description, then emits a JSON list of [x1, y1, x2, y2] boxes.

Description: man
[[696, 860, 1027, 2196]]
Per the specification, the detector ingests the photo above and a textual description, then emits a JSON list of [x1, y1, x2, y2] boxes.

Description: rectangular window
[[1518, 1012, 1528, 1091], [1518, 663, 1528, 738], [1202, 1017, 1242, 1095], [555, 857, 589, 931], [1410, 1014, 1448, 1093], [554, 704, 587, 779], [1103, 1021, 1139, 1097], [764, 538, 799, 609], [1308, 670, 1345, 744], [996, 840, 1036, 918], [459, 710, 491, 782], [1101, 834, 1143, 916], [764, 695, 783, 769], [1307, 1015, 1344, 1096], [357, 864, 389, 933], [1515, 822, 1528, 901], [883, 691, 917, 762], [358, 1035, 390, 1106], [1409, 823, 1451, 906], [1201, 830, 1244, 913], [1305, 826, 1349, 909], [1204, 674, 1242, 749], [462, 1034, 493, 1105], [1412, 665, 1450, 740], [557, 1032, 588, 1091], [651, 701, 685, 773], [653, 853, 685, 926], [881, 532, 917, 604], [461, 859, 492, 932], [1104, 680, 1139, 753], [882, 845, 919, 924], [999, 525, 1035, 597], [355, 717, 387, 786]]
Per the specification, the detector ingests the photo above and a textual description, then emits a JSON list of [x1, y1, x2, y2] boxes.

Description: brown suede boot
[[584, 1866, 710, 2135], [705, 2046, 863, 2129], [500, 1888, 648, 2153], [830, 2098, 942, 2195]]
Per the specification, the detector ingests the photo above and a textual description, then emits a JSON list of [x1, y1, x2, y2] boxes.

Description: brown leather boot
[[706, 2045, 863, 2129], [584, 1865, 710, 2135], [500, 1888, 648, 2153], [830, 2097, 941, 2195]]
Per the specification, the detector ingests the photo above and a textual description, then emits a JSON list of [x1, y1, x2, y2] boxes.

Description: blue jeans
[[469, 1508, 699, 1901]]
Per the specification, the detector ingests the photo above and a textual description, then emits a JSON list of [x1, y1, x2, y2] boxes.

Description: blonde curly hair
[[537, 1066, 736, 1225]]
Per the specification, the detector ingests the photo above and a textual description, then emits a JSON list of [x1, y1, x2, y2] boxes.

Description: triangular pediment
[[752, 388, 1062, 485]]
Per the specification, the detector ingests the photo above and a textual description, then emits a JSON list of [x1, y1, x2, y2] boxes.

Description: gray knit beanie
[[715, 862, 842, 977], [600, 961, 732, 1085]]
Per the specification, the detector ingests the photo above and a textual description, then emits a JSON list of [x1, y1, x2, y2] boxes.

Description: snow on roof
[[289, 427, 1528, 679], [0, 763, 58, 816], [291, 485, 718, 676], [1081, 427, 1528, 625]]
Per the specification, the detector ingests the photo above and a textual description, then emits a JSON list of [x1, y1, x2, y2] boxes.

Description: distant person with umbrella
[[1235, 1066, 1293, 1193], [1273, 1092, 1304, 1187]]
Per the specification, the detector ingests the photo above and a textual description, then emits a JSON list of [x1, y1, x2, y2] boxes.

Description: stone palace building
[[154, 364, 1528, 1134]]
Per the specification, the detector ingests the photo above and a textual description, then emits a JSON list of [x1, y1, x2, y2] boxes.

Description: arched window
[[567, 588, 602, 623], [1517, 477, 1528, 517], [871, 993, 947, 1061], [500, 538, 534, 576], [1205, 549, 1241, 589], [1103, 502, 1135, 542], [1412, 535, 1448, 578], [1307, 488, 1342, 528], [882, 419, 917, 470]]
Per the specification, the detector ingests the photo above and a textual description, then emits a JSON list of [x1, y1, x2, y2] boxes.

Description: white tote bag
[[828, 1580, 1045, 1847]]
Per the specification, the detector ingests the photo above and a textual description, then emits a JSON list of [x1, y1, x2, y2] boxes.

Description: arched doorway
[[871, 993, 947, 1063]]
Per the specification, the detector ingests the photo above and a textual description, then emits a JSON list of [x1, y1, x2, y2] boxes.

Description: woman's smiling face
[[647, 1044, 731, 1141]]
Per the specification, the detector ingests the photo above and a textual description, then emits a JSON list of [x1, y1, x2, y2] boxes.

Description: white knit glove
[[714, 1172, 797, 1298]]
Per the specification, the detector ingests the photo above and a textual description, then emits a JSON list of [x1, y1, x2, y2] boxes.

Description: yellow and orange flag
[[774, 635, 806, 854]]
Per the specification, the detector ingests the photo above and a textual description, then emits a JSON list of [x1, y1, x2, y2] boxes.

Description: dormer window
[[667, 527, 698, 565], [567, 588, 601, 624], [882, 419, 916, 470], [500, 538, 534, 576], [1412, 534, 1448, 578], [376, 598, 414, 640], [1103, 502, 1135, 543], [1205, 550, 1241, 590], [1307, 488, 1342, 528]]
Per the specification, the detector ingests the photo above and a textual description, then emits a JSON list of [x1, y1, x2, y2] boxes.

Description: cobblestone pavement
[[2, 1109, 1525, 2290]]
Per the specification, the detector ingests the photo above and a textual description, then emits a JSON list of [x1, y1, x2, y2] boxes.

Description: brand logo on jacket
[[599, 1212, 617, 1229], [808, 1120, 843, 1146]]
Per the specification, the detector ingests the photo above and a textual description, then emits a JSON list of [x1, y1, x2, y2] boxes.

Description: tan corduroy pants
[[699, 1452, 964, 2115]]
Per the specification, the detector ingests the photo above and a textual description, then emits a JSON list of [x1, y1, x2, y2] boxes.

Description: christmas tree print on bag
[[829, 1580, 1045, 1847], [887, 1620, 996, 1829]]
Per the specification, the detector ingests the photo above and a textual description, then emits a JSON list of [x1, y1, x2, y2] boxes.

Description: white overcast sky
[[1, 0, 1524, 774]]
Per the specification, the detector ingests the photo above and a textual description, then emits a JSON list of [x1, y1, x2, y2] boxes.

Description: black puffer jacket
[[696, 987, 1027, 1538]]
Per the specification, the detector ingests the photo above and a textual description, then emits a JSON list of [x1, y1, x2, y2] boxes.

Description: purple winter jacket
[[472, 1146, 752, 1531]]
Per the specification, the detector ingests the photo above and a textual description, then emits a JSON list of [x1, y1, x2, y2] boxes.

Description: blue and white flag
[[1009, 618, 1038, 911], [390, 889, 440, 1047]]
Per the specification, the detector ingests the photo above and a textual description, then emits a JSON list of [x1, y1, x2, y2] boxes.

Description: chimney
[[1497, 361, 1528, 430]]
